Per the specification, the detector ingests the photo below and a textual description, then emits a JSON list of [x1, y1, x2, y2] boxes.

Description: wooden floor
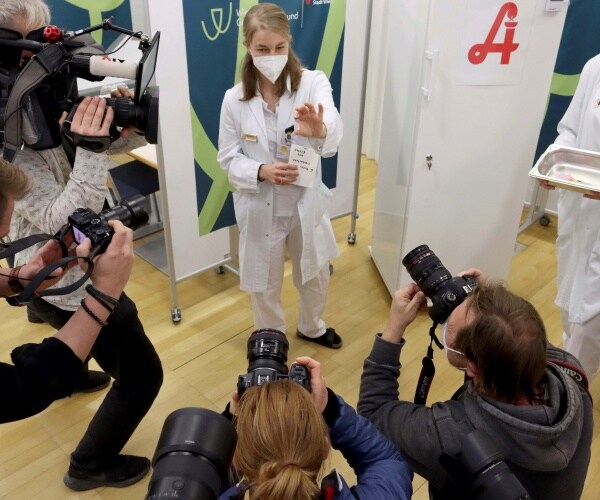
[[0, 157, 598, 499]]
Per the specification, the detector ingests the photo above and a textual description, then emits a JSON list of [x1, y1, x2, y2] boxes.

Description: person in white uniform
[[218, 3, 344, 349], [539, 53, 600, 380]]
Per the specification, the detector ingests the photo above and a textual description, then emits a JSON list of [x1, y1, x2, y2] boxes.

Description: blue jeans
[[27, 293, 163, 470]]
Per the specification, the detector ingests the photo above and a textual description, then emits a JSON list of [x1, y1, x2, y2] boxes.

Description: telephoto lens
[[146, 408, 237, 500], [402, 244, 477, 323], [99, 194, 149, 230], [246, 328, 290, 374], [402, 244, 452, 298], [237, 329, 311, 396], [441, 429, 531, 500], [237, 329, 290, 397], [68, 194, 149, 255]]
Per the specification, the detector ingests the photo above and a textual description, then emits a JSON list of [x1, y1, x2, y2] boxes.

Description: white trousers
[[561, 308, 600, 380], [251, 214, 329, 338]]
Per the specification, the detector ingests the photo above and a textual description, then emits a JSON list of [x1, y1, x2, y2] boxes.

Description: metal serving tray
[[529, 145, 600, 194]]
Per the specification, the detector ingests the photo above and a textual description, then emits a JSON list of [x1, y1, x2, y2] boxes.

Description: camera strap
[[546, 349, 592, 405], [414, 321, 443, 405], [0, 227, 96, 305], [2, 44, 66, 161]]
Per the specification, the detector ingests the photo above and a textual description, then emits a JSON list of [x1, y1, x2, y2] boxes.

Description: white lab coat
[[218, 69, 343, 292], [554, 54, 600, 324]]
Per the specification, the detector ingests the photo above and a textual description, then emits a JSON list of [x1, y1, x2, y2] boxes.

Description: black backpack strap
[[3, 44, 66, 161], [431, 403, 462, 457]]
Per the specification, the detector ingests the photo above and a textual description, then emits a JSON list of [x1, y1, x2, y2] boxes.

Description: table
[[128, 143, 158, 168]]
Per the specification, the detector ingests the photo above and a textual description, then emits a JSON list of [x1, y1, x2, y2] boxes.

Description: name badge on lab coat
[[276, 125, 295, 161], [242, 133, 258, 142]]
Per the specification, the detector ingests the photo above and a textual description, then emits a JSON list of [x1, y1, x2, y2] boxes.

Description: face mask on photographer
[[251, 52, 288, 84], [441, 321, 466, 368]]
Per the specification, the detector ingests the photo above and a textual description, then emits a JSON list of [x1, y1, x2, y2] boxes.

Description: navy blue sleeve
[[328, 393, 413, 499]]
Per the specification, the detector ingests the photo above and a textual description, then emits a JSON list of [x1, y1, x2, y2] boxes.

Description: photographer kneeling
[[0, 159, 135, 422], [0, 0, 163, 490], [358, 276, 593, 499], [221, 356, 413, 499]]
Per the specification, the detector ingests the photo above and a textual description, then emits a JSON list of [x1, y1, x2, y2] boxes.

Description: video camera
[[237, 329, 311, 397], [0, 17, 160, 161], [441, 429, 531, 500], [403, 244, 477, 324]]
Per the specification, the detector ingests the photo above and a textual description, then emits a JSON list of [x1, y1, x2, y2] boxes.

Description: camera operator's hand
[[110, 85, 140, 139], [295, 356, 328, 412], [259, 162, 299, 185], [538, 179, 556, 191], [76, 220, 133, 298], [69, 96, 114, 138], [111, 85, 134, 100], [382, 283, 426, 344], [583, 191, 600, 200], [228, 391, 241, 416], [459, 268, 485, 285], [17, 240, 78, 291]]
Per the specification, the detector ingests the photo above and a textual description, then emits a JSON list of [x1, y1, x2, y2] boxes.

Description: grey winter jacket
[[358, 335, 593, 499]]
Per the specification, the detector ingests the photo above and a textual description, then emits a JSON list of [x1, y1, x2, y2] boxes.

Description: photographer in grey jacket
[[358, 276, 592, 499]]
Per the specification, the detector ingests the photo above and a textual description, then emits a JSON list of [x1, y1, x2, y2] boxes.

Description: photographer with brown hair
[[358, 277, 593, 499], [0, 159, 135, 422]]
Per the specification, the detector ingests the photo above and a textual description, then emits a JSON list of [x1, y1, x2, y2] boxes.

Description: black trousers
[[27, 293, 163, 470]]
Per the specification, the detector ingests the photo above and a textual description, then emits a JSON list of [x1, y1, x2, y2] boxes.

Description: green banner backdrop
[[46, 0, 132, 47]]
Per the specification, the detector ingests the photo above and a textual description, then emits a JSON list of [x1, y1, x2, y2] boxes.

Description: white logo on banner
[[458, 0, 535, 85]]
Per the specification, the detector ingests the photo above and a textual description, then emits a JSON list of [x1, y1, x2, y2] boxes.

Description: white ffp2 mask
[[441, 321, 465, 358], [252, 54, 288, 84]]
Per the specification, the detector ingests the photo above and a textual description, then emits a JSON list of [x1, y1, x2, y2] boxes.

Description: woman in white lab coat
[[539, 53, 600, 380], [217, 3, 344, 348]]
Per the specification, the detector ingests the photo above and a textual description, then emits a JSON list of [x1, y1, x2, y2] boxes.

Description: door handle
[[420, 49, 439, 102]]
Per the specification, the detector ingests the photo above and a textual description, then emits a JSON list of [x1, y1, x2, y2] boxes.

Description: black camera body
[[67, 194, 148, 254], [237, 329, 310, 397], [402, 244, 477, 323]]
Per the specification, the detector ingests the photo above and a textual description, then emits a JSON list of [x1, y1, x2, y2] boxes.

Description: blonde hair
[[240, 3, 303, 101], [0, 158, 30, 213], [233, 381, 329, 500]]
